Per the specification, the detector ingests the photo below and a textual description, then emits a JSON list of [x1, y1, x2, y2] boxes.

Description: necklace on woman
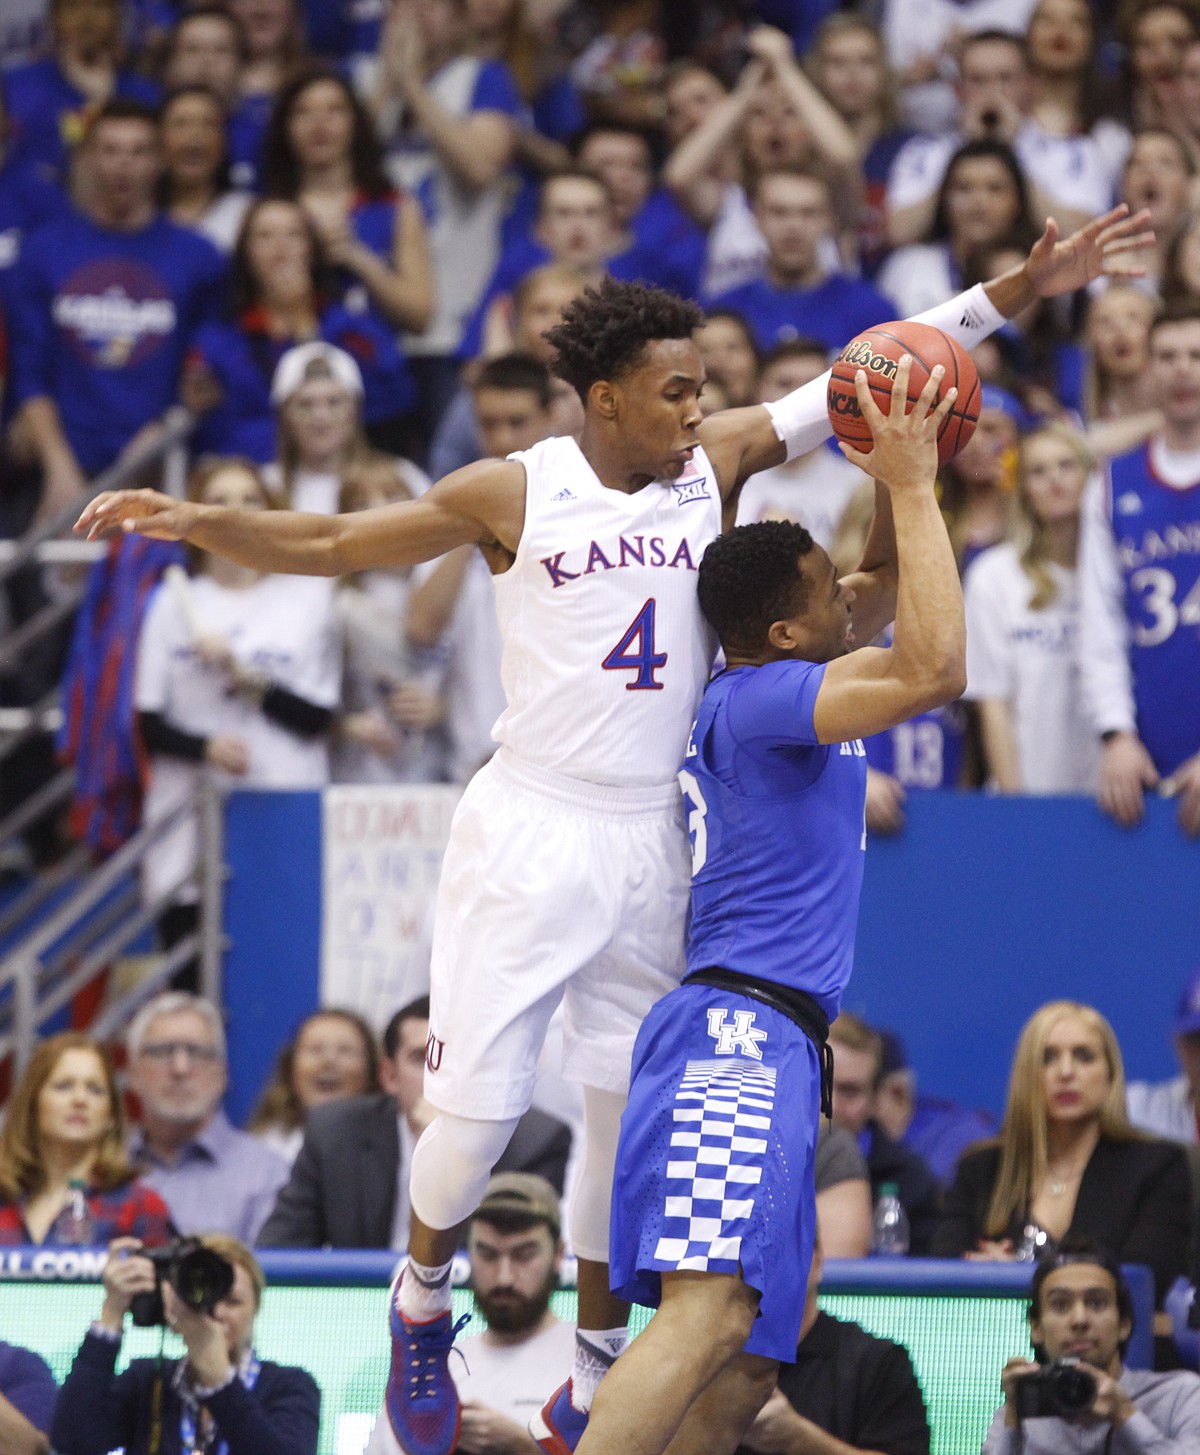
[[1045, 1163, 1084, 1196]]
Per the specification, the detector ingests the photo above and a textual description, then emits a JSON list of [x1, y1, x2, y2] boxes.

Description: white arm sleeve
[[763, 283, 1008, 460], [1078, 468, 1137, 736]]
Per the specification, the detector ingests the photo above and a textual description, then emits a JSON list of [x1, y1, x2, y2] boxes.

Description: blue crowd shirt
[[705, 274, 899, 355], [681, 661, 868, 1018], [7, 209, 227, 474], [2, 58, 160, 179], [0, 1340, 56, 1434], [189, 301, 416, 461]]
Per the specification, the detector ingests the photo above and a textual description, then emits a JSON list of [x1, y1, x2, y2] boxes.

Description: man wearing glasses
[[127, 992, 288, 1244]]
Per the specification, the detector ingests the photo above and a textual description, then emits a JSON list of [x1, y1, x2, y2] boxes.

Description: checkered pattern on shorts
[[652, 1057, 778, 1270]]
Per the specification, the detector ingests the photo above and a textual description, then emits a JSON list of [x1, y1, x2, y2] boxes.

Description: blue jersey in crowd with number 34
[[680, 659, 868, 1020]]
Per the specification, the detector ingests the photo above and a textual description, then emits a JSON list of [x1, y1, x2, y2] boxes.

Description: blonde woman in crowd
[[933, 1001, 1191, 1306], [963, 423, 1100, 794], [1078, 283, 1163, 457]]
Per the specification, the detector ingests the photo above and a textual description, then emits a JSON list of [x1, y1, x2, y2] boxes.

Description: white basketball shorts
[[423, 748, 690, 1120]]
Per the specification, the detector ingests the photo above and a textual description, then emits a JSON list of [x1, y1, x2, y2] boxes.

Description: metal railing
[[0, 776, 225, 1074], [0, 405, 193, 680]]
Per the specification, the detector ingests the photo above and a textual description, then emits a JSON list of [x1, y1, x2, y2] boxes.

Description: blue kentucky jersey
[[1109, 446, 1200, 775], [679, 660, 867, 1020]]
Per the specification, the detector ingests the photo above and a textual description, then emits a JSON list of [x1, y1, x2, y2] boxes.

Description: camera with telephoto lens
[[1014, 1358, 1098, 1420], [130, 1238, 235, 1328]]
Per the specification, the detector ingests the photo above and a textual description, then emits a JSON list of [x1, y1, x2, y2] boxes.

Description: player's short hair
[[697, 522, 816, 656], [473, 353, 554, 409], [383, 996, 430, 1059], [545, 278, 704, 403]]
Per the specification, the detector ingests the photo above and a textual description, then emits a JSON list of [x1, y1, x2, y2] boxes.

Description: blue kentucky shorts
[[609, 980, 821, 1361]]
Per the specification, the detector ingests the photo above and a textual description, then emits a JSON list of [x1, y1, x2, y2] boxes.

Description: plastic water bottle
[[50, 1179, 94, 1244], [872, 1182, 910, 1256]]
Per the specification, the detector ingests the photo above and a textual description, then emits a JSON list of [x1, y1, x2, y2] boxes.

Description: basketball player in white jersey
[[77, 204, 1149, 1455]]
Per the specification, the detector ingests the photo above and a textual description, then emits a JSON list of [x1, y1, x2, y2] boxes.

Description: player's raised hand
[[836, 356, 956, 493], [1023, 204, 1155, 297], [75, 489, 198, 543]]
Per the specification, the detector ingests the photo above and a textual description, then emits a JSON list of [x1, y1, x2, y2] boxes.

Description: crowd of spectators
[[2, 0, 1200, 1448], [0, 0, 1197, 868], [5, 987, 1200, 1452]]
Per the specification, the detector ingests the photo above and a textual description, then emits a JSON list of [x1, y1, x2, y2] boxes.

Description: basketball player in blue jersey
[[77, 205, 1149, 1455], [559, 360, 965, 1455]]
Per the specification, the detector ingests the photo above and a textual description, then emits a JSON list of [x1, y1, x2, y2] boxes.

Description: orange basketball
[[827, 321, 981, 466]]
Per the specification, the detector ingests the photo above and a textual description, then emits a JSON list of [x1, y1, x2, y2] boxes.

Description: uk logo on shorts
[[653, 1058, 778, 1271], [706, 1008, 767, 1059]]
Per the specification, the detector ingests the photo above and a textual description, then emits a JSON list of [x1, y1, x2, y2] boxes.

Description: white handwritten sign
[[320, 786, 461, 1026]]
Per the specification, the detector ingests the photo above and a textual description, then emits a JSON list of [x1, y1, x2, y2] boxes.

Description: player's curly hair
[[544, 278, 705, 403], [698, 521, 816, 655]]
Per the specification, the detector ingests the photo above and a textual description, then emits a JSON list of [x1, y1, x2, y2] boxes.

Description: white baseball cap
[[270, 342, 365, 407]]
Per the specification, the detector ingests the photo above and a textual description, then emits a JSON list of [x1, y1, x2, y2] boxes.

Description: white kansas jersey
[[492, 435, 722, 787]]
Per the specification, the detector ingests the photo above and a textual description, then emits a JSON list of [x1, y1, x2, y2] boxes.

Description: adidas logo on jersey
[[1115, 492, 1143, 515], [551, 487, 576, 501]]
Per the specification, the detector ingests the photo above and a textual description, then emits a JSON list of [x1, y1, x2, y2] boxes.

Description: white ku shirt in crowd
[[734, 441, 868, 551], [135, 572, 341, 906], [962, 542, 1099, 794]]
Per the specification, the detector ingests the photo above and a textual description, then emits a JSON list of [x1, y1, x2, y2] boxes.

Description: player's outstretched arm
[[698, 205, 1155, 502], [811, 359, 966, 745], [74, 460, 526, 575]]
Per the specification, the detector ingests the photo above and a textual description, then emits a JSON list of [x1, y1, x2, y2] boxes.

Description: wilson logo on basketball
[[834, 341, 899, 381]]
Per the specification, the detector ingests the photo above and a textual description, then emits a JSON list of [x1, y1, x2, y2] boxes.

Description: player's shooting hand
[[740, 1388, 807, 1453], [1097, 731, 1159, 827], [75, 489, 199, 543], [1022, 205, 1155, 297], [456, 1400, 537, 1454], [836, 357, 955, 494]]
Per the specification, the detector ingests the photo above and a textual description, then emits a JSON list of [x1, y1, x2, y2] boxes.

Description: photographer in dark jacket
[[982, 1241, 1200, 1454], [51, 1234, 319, 1455]]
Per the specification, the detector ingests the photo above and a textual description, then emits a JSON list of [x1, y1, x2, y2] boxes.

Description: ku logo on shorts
[[706, 1008, 768, 1060]]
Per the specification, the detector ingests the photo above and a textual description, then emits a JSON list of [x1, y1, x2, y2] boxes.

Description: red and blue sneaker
[[386, 1295, 471, 1455], [529, 1380, 589, 1455]]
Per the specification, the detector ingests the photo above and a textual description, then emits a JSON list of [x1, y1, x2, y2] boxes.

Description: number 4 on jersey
[[602, 598, 668, 690]]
